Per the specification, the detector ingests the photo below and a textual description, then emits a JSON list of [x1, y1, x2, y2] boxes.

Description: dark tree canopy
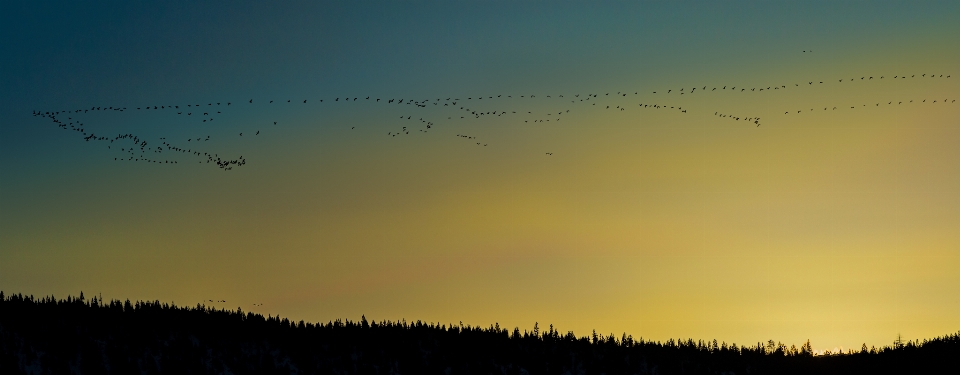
[[1, 292, 958, 374]]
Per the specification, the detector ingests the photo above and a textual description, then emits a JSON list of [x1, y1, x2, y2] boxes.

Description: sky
[[1, 1, 959, 352]]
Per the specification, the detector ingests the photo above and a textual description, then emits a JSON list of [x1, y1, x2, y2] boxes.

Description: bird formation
[[784, 98, 956, 115], [34, 92, 699, 163], [714, 112, 763, 127], [204, 299, 269, 308], [650, 73, 951, 97], [32, 71, 955, 170], [34, 105, 248, 169]]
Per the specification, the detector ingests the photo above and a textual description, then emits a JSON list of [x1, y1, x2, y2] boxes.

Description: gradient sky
[[2, 1, 959, 353]]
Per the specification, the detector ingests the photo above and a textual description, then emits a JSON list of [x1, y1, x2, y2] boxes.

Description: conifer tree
[[801, 339, 813, 356]]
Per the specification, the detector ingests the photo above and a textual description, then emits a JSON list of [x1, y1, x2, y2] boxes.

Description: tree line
[[1, 291, 957, 374]]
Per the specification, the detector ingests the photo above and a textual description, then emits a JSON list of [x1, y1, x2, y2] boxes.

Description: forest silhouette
[[1, 291, 957, 374]]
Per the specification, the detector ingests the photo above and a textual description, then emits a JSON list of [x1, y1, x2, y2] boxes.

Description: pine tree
[[801, 339, 813, 356]]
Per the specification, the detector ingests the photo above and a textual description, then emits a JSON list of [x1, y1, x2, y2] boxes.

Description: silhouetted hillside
[[1, 291, 957, 374]]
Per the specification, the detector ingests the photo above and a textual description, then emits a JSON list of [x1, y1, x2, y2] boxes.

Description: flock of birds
[[204, 299, 269, 308], [784, 98, 956, 115], [32, 72, 954, 170], [650, 73, 951, 96], [203, 299, 271, 309]]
